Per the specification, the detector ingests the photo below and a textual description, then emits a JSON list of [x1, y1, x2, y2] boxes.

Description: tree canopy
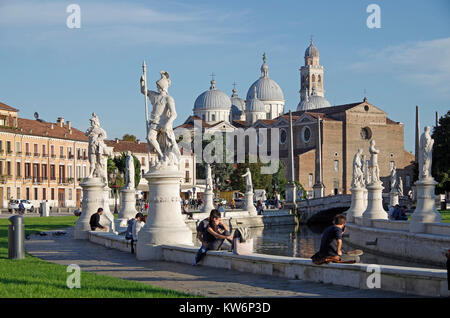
[[122, 134, 137, 142], [432, 110, 450, 193]]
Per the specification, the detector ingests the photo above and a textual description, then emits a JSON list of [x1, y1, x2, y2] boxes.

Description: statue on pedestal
[[242, 168, 253, 193], [351, 148, 364, 188], [206, 164, 213, 191], [124, 151, 135, 189], [390, 163, 398, 192], [85, 113, 112, 184], [368, 140, 380, 184], [362, 154, 370, 185], [419, 126, 434, 180], [140, 70, 181, 170]]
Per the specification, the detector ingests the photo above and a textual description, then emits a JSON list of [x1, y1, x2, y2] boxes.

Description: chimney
[[136, 139, 140, 144], [50, 124, 54, 130], [66, 121, 71, 129], [115, 138, 120, 143], [57, 117, 64, 127]]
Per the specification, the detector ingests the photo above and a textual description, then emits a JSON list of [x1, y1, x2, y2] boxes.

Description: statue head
[[90, 113, 100, 127], [156, 70, 171, 93], [127, 150, 132, 157], [424, 126, 431, 134]]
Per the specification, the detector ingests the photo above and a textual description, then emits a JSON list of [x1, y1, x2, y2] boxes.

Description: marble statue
[[124, 151, 135, 189], [205, 163, 213, 191], [85, 113, 112, 183], [397, 177, 404, 196], [368, 140, 380, 183], [140, 70, 181, 170], [390, 163, 398, 191], [242, 168, 253, 193], [362, 154, 370, 185], [418, 126, 434, 180], [351, 148, 364, 188]]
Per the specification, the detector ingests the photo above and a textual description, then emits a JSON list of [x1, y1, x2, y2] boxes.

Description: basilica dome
[[194, 80, 232, 110], [246, 87, 266, 112], [246, 55, 284, 101], [297, 88, 331, 111], [305, 39, 319, 58]]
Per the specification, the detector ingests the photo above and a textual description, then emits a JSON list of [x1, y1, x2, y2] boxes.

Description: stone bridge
[[296, 195, 352, 224], [296, 194, 412, 224]]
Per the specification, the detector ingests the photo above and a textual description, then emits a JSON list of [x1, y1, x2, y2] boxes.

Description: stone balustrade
[[87, 230, 449, 297]]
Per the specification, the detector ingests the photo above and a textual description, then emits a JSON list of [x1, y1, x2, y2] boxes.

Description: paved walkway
[[24, 227, 412, 298]]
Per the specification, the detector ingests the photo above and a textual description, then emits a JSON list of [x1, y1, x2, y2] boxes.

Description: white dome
[[246, 87, 265, 112], [194, 80, 231, 110], [305, 39, 319, 58], [246, 55, 284, 101], [230, 88, 245, 111], [297, 92, 331, 111]]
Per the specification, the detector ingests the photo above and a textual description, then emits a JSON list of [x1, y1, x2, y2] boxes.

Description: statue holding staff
[[140, 68, 181, 169], [419, 126, 434, 180], [242, 168, 253, 193]]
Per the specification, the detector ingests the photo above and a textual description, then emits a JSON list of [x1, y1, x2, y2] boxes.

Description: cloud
[[349, 37, 450, 96], [0, 0, 251, 47]]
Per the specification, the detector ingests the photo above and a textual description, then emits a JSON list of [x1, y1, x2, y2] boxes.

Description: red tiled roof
[[104, 139, 149, 154], [0, 101, 19, 112], [0, 118, 89, 142]]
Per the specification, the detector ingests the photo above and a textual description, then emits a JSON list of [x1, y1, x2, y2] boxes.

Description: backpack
[[196, 218, 209, 240], [125, 219, 135, 240]]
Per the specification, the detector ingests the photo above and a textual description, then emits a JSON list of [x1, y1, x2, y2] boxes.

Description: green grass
[[0, 216, 197, 298], [439, 210, 450, 223]]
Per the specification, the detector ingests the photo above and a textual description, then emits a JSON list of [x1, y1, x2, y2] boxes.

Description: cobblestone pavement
[[24, 227, 412, 298]]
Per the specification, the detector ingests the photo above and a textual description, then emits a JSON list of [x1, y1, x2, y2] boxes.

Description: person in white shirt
[[132, 215, 145, 242]]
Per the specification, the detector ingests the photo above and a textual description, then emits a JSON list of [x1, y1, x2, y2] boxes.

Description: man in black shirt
[[89, 208, 109, 232], [311, 214, 359, 264]]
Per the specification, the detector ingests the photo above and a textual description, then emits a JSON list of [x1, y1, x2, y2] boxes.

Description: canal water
[[250, 224, 443, 270]]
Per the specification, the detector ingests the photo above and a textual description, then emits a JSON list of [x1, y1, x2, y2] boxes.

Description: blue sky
[[0, 0, 449, 152]]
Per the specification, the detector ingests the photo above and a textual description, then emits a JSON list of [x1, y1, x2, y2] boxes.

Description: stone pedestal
[[244, 191, 257, 216], [136, 168, 193, 260], [389, 190, 399, 207], [362, 181, 388, 226], [201, 188, 215, 214], [74, 178, 106, 239], [284, 182, 297, 210], [101, 186, 116, 234], [363, 188, 368, 211], [410, 178, 442, 233], [118, 188, 138, 227], [346, 187, 365, 223], [313, 183, 325, 198]]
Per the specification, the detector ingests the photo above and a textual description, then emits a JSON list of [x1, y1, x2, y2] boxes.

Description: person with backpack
[[192, 209, 233, 266], [125, 213, 143, 254]]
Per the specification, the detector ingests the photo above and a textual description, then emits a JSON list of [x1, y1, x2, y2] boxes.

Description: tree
[[122, 134, 137, 142], [432, 110, 450, 194], [267, 160, 287, 199]]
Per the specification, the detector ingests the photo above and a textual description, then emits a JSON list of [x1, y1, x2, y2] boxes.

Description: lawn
[[439, 210, 450, 223], [0, 216, 196, 298]]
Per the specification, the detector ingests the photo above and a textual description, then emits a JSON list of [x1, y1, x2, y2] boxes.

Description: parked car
[[8, 199, 35, 213]]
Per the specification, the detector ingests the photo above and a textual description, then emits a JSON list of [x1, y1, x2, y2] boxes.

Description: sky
[[0, 0, 449, 153]]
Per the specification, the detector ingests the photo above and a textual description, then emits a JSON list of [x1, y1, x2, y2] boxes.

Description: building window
[[34, 188, 38, 200], [212, 114, 216, 121], [42, 164, 47, 180], [360, 127, 372, 140], [17, 187, 20, 199], [15, 142, 20, 153], [43, 188, 47, 200], [42, 145, 46, 156], [6, 141, 11, 153], [6, 161, 11, 175], [202, 114, 205, 121], [279, 128, 287, 144], [334, 160, 339, 172], [25, 163, 31, 178], [51, 145, 55, 156], [16, 162, 21, 177], [185, 170, 190, 183], [26, 188, 30, 200], [69, 189, 72, 201], [7, 187, 11, 200], [308, 173, 313, 188], [302, 126, 311, 143], [185, 160, 189, 168]]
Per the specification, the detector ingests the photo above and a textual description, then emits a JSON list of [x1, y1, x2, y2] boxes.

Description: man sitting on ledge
[[89, 208, 109, 232], [311, 214, 360, 265]]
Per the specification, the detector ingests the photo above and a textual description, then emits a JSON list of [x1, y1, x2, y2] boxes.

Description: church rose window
[[360, 127, 372, 140], [302, 126, 311, 143]]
